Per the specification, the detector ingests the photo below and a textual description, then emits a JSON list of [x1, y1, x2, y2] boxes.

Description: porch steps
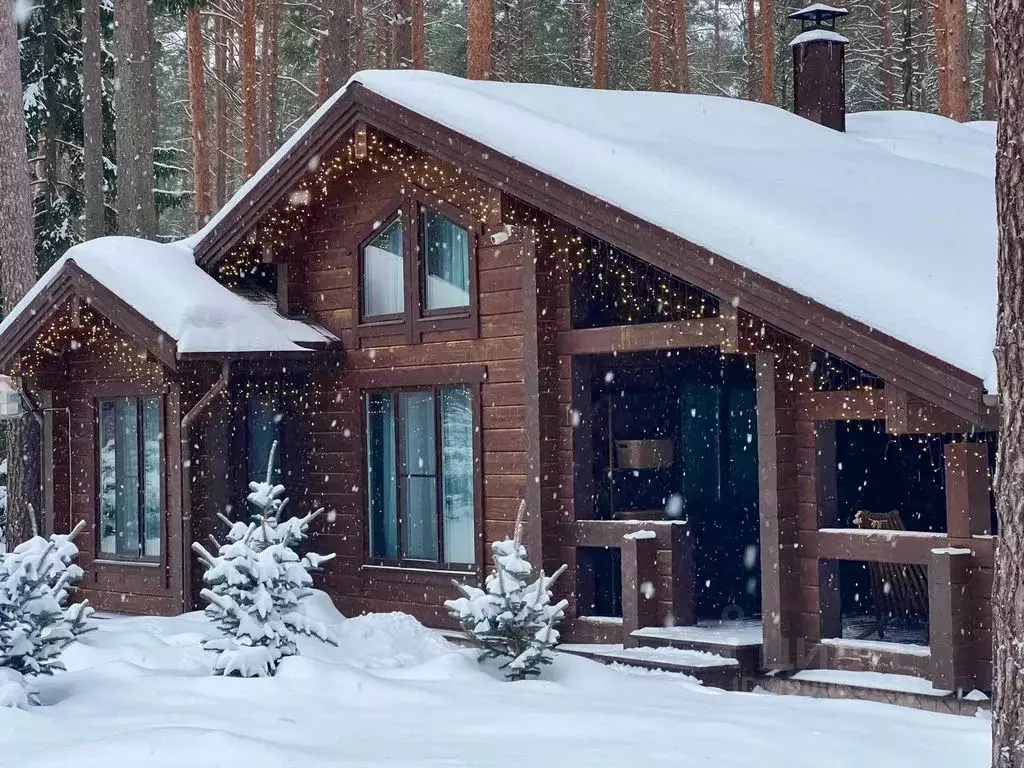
[[558, 643, 742, 690], [759, 669, 989, 717], [631, 622, 763, 679]]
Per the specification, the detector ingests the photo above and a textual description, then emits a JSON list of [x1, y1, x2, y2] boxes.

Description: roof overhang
[[191, 83, 991, 427], [0, 261, 179, 373], [0, 261, 341, 377]]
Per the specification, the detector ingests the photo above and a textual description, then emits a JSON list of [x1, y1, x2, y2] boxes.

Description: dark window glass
[[361, 215, 404, 318], [365, 386, 475, 565], [421, 209, 470, 311], [366, 392, 398, 559], [98, 397, 162, 559]]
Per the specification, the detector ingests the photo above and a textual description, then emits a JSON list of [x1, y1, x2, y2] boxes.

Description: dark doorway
[[577, 350, 760, 621]]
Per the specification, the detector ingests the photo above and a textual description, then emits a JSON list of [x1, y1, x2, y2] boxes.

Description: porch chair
[[852, 510, 929, 641]]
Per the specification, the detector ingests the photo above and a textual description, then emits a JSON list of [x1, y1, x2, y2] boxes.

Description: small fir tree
[[446, 502, 568, 680], [192, 442, 338, 677], [0, 519, 94, 705]]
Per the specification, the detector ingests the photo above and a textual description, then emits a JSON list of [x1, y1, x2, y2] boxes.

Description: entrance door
[[682, 363, 760, 621]]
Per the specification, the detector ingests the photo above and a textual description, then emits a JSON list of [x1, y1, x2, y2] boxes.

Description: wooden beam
[[806, 529, 948, 566], [795, 390, 886, 421], [555, 314, 737, 356]]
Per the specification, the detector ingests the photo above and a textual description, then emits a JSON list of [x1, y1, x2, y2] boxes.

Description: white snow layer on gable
[[347, 71, 997, 391], [0, 237, 332, 355]]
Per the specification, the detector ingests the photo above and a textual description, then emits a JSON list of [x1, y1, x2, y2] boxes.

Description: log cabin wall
[[41, 314, 184, 615], [283, 152, 534, 628]]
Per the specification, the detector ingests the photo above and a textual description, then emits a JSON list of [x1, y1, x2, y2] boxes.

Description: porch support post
[[518, 225, 545, 562], [621, 533, 659, 648], [944, 442, 991, 540], [757, 352, 801, 669], [928, 547, 975, 691]]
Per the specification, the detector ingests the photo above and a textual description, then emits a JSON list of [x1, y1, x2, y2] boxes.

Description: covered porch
[[543, 249, 998, 695]]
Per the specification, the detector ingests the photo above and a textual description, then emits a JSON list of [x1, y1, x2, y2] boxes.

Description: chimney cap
[[789, 3, 849, 24]]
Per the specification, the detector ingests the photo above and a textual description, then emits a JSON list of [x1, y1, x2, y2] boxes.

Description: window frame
[[359, 369, 484, 573], [94, 394, 165, 564], [355, 193, 481, 345]]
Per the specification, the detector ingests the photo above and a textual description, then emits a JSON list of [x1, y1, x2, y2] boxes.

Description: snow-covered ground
[[0, 593, 988, 767]]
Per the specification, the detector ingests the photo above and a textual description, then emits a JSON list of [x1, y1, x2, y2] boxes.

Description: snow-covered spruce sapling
[[191, 442, 338, 677], [0, 519, 95, 705], [445, 502, 568, 680]]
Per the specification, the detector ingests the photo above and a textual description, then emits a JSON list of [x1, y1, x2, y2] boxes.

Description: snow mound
[[0, 609, 990, 767]]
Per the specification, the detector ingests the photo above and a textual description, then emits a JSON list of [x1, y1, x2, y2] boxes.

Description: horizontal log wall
[[43, 314, 183, 615], [291, 158, 533, 627]]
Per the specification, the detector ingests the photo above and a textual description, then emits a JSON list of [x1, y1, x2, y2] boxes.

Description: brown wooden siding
[[289, 158, 532, 628], [42, 314, 184, 615]]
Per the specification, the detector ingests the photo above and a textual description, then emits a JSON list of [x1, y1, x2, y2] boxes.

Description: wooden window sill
[[361, 563, 476, 577], [92, 558, 162, 569]]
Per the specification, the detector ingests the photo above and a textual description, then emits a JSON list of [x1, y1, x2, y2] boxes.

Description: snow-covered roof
[[791, 29, 849, 45], [343, 71, 996, 390], [789, 3, 850, 18], [0, 237, 334, 357]]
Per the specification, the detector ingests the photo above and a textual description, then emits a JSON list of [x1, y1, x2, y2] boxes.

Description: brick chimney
[[790, 4, 850, 132]]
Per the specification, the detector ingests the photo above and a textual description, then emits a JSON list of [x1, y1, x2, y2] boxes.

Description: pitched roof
[[187, 72, 996, 403], [0, 236, 334, 367]]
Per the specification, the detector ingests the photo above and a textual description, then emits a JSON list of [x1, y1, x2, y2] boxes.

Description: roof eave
[[0, 261, 179, 374], [189, 80, 990, 427]]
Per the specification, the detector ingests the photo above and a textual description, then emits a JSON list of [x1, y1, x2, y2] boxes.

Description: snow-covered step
[[759, 668, 989, 717], [559, 643, 742, 690], [631, 620, 763, 676]]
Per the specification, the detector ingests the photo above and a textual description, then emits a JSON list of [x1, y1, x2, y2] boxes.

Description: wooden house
[[0, 9, 1000, 698]]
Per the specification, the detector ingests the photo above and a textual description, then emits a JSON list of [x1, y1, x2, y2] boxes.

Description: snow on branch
[[445, 501, 568, 681], [193, 441, 338, 678]]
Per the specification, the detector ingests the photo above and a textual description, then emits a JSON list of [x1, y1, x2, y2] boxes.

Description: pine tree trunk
[[83, 0, 103, 238], [411, 0, 426, 69], [265, 0, 279, 155], [395, 0, 413, 67], [214, 12, 227, 208], [187, 3, 212, 227], [881, 0, 895, 108], [0, 0, 41, 545], [592, 0, 608, 88], [41, 0, 58, 233], [354, 0, 365, 68], [647, 0, 663, 90], [467, 0, 492, 79], [936, 0, 969, 119], [933, 0, 951, 115], [983, 2, 997, 119], [113, 0, 156, 237], [902, 0, 915, 107], [713, 0, 721, 76], [745, 0, 758, 100], [760, 0, 775, 104], [241, 0, 257, 176], [674, 0, 689, 92], [321, 0, 353, 98], [993, 2, 1024, 764]]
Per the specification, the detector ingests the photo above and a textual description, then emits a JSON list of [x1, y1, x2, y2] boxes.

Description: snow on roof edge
[[791, 29, 849, 46], [0, 237, 335, 359]]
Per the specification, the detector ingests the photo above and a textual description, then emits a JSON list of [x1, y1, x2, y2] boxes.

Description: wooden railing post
[[621, 532, 659, 648], [928, 547, 975, 691], [671, 522, 695, 626]]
